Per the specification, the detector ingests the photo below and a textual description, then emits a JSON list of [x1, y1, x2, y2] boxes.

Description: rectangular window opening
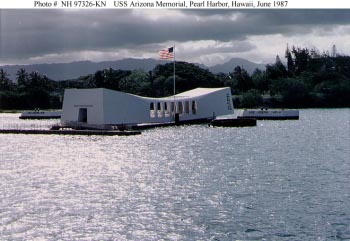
[[185, 101, 190, 114], [192, 101, 197, 114], [178, 102, 183, 115], [150, 102, 155, 118], [157, 102, 163, 117], [164, 102, 170, 117]]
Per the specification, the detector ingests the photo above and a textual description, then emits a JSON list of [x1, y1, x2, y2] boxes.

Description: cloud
[[0, 9, 349, 66]]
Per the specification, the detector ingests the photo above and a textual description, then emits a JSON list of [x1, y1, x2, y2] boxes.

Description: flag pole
[[173, 45, 176, 116]]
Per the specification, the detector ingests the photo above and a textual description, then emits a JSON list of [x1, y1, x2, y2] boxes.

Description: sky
[[0, 9, 349, 66]]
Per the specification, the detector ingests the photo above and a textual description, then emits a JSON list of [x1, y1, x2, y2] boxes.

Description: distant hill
[[208, 58, 266, 74], [1, 58, 167, 81], [1, 58, 265, 81]]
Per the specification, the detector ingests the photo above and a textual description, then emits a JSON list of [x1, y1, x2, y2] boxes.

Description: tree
[[86, 68, 132, 90], [89, 70, 104, 88], [16, 68, 29, 90], [28, 71, 41, 88], [231, 66, 254, 93], [153, 61, 221, 95], [285, 45, 295, 75], [27, 71, 53, 92], [119, 70, 150, 95], [265, 55, 288, 81], [216, 73, 236, 94], [240, 89, 263, 108], [26, 88, 51, 109], [310, 47, 321, 59], [270, 77, 309, 107], [40, 75, 54, 91], [251, 68, 267, 94], [0, 69, 13, 91], [291, 46, 310, 75]]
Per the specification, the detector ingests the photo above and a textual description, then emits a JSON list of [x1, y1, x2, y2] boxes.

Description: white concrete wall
[[61, 87, 234, 125], [148, 87, 233, 122], [61, 89, 104, 124], [192, 87, 233, 119], [103, 89, 151, 125]]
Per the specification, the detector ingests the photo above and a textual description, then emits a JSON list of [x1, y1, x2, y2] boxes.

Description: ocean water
[[0, 109, 349, 240]]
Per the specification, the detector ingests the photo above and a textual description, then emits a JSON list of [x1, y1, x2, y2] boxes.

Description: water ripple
[[0, 109, 349, 240]]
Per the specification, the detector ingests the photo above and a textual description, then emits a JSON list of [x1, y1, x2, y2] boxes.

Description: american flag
[[159, 47, 174, 60]]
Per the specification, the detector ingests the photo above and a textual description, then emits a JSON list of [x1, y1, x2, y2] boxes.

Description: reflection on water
[[0, 109, 349, 240]]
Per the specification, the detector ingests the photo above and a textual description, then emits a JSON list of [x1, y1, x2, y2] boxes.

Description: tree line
[[0, 45, 349, 110]]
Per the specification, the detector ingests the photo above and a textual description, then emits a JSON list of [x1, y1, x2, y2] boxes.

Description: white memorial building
[[61, 87, 233, 126]]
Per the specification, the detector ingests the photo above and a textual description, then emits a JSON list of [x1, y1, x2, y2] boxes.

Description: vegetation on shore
[[0, 45, 349, 110]]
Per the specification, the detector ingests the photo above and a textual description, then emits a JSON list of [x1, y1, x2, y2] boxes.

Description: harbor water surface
[[0, 109, 349, 240]]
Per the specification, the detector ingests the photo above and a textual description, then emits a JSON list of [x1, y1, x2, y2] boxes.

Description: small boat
[[238, 108, 299, 120], [19, 109, 62, 119]]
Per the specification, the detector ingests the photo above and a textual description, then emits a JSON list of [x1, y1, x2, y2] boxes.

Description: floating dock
[[19, 110, 62, 119], [238, 109, 299, 120], [131, 117, 212, 130], [0, 129, 141, 136], [131, 117, 257, 129]]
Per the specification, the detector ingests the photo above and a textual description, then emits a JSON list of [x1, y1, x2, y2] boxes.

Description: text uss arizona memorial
[[114, 0, 259, 7]]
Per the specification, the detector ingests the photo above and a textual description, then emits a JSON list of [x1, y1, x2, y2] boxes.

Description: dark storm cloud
[[0, 9, 349, 62], [185, 9, 350, 25]]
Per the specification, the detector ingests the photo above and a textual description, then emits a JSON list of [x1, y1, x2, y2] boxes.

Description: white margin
[[0, 0, 349, 9]]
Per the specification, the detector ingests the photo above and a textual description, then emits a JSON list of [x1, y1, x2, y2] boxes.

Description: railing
[[1, 123, 53, 130]]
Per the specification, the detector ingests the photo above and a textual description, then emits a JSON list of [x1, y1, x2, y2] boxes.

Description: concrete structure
[[61, 87, 233, 126]]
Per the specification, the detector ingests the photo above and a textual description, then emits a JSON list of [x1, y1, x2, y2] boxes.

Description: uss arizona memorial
[[61, 87, 234, 126]]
